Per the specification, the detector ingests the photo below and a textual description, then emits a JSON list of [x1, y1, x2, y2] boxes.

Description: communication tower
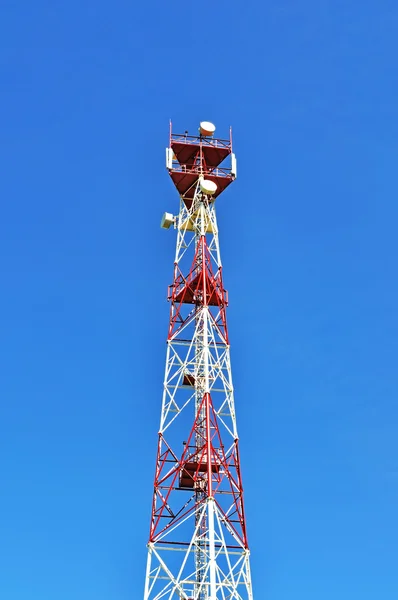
[[144, 121, 253, 600]]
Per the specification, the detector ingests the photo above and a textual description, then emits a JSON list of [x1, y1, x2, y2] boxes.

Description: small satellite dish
[[199, 121, 216, 136], [200, 179, 217, 196]]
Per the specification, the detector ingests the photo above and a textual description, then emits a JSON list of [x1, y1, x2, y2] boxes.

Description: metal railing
[[171, 132, 231, 150], [171, 162, 233, 178]]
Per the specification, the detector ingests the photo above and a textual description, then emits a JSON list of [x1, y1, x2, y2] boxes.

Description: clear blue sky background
[[1, 1, 397, 598]]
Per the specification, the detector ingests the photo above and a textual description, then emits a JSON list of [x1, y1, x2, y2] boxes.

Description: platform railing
[[171, 132, 231, 150], [171, 162, 233, 178]]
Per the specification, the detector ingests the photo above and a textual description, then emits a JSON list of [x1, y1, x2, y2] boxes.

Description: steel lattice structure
[[144, 122, 253, 600]]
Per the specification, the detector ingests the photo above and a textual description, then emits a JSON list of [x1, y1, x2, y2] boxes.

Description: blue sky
[[1, 0, 397, 598]]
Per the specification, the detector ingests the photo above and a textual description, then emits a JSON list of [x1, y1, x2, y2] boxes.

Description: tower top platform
[[166, 121, 236, 207]]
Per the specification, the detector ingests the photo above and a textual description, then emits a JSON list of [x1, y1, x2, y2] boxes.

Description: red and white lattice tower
[[144, 121, 253, 600]]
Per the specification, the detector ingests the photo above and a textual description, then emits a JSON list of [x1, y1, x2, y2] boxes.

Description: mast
[[144, 121, 253, 600]]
